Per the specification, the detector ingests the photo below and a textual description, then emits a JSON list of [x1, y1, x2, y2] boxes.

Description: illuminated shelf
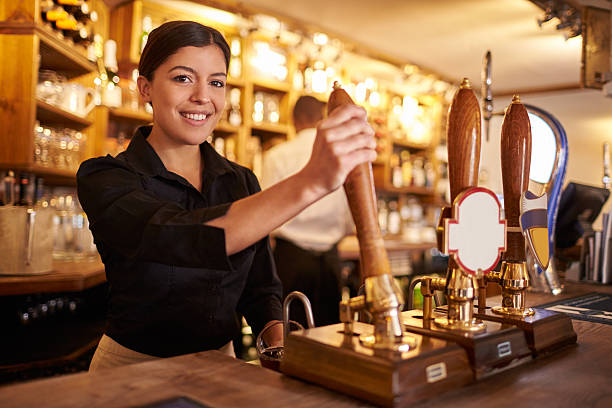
[[390, 138, 431, 150], [215, 121, 240, 134], [0, 22, 96, 78], [252, 78, 291, 93], [36, 98, 93, 129], [250, 122, 289, 134], [109, 107, 153, 123]]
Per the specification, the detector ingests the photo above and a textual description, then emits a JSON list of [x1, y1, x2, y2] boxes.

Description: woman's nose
[[190, 83, 211, 104]]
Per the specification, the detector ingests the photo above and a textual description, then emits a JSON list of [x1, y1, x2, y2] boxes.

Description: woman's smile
[[179, 110, 213, 126]]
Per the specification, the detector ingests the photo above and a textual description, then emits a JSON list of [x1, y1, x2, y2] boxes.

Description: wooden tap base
[[470, 306, 577, 356], [401, 310, 532, 379], [280, 322, 473, 408]]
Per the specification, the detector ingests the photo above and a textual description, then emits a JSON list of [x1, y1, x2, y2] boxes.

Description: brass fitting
[[339, 295, 365, 335], [491, 261, 535, 317], [341, 274, 416, 352]]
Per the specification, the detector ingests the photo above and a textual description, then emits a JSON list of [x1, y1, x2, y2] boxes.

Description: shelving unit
[[108, 107, 152, 123], [36, 99, 94, 130]]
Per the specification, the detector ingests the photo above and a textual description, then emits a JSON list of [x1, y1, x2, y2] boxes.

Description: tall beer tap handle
[[500, 95, 532, 262], [447, 78, 482, 202], [436, 79, 482, 254], [328, 82, 391, 280]]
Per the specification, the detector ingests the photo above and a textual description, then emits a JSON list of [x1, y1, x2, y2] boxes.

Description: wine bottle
[[55, 0, 83, 13], [17, 173, 35, 207], [54, 15, 78, 32], [42, 6, 69, 23], [72, 1, 91, 22]]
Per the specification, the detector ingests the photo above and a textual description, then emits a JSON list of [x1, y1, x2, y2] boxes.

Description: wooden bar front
[[0, 283, 611, 407]]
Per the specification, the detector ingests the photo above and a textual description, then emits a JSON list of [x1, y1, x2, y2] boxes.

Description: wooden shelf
[[390, 138, 431, 150], [250, 122, 290, 135], [36, 98, 93, 129], [338, 235, 435, 260], [0, 23, 96, 78], [109, 107, 153, 123], [0, 259, 105, 296], [227, 77, 246, 87], [376, 184, 437, 196], [0, 163, 77, 185], [252, 78, 291, 93], [214, 121, 240, 134]]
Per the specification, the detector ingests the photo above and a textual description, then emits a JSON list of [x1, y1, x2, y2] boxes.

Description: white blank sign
[[444, 187, 506, 275]]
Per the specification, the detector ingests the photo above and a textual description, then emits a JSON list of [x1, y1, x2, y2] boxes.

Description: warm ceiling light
[[313, 32, 328, 46]]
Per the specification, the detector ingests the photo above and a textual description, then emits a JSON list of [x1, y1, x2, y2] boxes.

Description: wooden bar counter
[[0, 283, 611, 408]]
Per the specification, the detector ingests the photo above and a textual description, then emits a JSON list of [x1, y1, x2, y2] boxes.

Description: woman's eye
[[210, 80, 225, 88], [173, 75, 192, 83]]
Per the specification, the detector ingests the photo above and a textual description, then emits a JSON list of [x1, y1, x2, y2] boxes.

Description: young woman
[[77, 21, 376, 371]]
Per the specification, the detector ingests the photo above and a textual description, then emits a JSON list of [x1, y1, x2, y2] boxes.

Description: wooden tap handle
[[328, 83, 391, 280], [500, 96, 532, 262], [447, 78, 482, 203]]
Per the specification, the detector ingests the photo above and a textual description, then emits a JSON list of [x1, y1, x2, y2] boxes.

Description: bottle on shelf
[[424, 160, 435, 188], [140, 15, 153, 54], [252, 92, 264, 123], [400, 150, 412, 187], [228, 87, 242, 126], [16, 173, 35, 207], [1, 170, 16, 206], [387, 200, 401, 235], [102, 39, 122, 108], [390, 153, 402, 188], [229, 37, 242, 78], [412, 157, 425, 187], [41, 4, 69, 25]]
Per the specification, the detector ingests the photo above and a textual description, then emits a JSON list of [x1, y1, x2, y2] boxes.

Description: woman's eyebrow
[[210, 72, 227, 78], [168, 65, 195, 74]]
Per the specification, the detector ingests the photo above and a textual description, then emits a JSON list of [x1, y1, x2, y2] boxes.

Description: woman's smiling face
[[138, 45, 227, 146]]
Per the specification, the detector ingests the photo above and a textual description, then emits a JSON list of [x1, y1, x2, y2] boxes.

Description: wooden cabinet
[[0, 0, 105, 185]]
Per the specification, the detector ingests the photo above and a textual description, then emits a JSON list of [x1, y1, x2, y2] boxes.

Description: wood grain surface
[[500, 97, 531, 262], [446, 80, 481, 203], [0, 260, 105, 295], [328, 85, 390, 279], [281, 322, 472, 407], [402, 310, 532, 379]]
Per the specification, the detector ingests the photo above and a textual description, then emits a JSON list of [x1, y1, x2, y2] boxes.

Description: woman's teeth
[[182, 112, 208, 121]]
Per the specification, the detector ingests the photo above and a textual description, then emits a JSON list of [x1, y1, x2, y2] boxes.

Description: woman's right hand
[[301, 103, 377, 196]]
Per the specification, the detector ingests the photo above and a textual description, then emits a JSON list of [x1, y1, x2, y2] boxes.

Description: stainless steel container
[[0, 206, 54, 275]]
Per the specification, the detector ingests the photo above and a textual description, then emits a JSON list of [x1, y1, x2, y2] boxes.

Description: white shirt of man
[[261, 128, 353, 252]]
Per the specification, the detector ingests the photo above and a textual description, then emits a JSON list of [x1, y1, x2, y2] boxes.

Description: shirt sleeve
[[77, 156, 233, 270], [236, 170, 283, 335], [260, 149, 282, 190]]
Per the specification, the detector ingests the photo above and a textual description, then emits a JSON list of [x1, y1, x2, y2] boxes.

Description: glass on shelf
[[265, 95, 280, 123], [50, 192, 97, 262], [36, 70, 66, 106], [252, 92, 264, 123]]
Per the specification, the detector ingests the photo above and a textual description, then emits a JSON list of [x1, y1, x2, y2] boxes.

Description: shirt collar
[[123, 126, 235, 179]]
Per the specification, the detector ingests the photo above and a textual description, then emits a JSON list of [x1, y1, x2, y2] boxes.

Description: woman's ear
[[137, 75, 152, 105]]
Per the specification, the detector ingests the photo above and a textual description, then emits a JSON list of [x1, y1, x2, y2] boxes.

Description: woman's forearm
[[206, 103, 375, 256], [205, 169, 330, 255]]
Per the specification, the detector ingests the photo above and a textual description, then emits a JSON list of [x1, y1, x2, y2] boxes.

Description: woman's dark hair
[[138, 21, 231, 81]]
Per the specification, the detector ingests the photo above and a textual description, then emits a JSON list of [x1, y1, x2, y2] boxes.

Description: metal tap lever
[[282, 291, 315, 346]]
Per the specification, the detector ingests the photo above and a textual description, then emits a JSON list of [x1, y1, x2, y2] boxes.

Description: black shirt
[[77, 126, 283, 357]]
